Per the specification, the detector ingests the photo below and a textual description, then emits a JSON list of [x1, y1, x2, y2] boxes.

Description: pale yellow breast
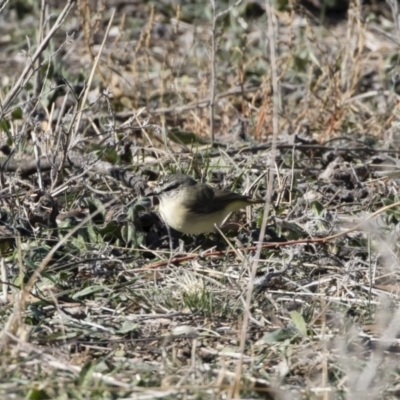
[[159, 196, 232, 234]]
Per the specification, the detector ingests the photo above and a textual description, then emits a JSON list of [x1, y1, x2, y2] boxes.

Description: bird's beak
[[145, 189, 158, 197], [145, 181, 159, 197]]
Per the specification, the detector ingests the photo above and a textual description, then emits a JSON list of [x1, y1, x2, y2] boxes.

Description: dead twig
[[0, 0, 75, 117]]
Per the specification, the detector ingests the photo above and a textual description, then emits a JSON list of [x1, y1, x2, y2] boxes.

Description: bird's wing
[[186, 185, 251, 214], [211, 189, 255, 212], [182, 183, 217, 214]]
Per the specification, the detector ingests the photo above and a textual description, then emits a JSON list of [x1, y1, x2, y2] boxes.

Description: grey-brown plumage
[[147, 174, 263, 234]]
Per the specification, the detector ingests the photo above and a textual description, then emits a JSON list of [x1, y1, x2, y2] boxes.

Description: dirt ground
[[1, 0, 400, 399]]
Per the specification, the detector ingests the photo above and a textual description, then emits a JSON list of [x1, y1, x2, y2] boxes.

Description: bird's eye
[[160, 180, 180, 193]]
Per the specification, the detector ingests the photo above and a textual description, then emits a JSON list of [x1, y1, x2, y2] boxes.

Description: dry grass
[[1, 0, 400, 399]]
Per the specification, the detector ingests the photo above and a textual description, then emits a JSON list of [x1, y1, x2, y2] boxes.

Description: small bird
[[146, 173, 264, 234]]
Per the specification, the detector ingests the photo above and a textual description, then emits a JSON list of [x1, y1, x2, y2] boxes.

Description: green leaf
[[261, 327, 298, 343], [0, 118, 11, 134], [98, 220, 120, 241], [72, 285, 104, 299], [86, 223, 101, 244], [71, 231, 88, 250], [85, 198, 106, 224], [43, 331, 78, 341], [26, 388, 50, 400], [117, 321, 139, 334], [311, 200, 324, 215], [77, 361, 95, 388], [0, 237, 13, 256], [11, 107, 23, 120], [220, 346, 239, 354], [290, 311, 307, 336], [121, 223, 135, 245], [13, 272, 25, 288], [168, 128, 208, 145]]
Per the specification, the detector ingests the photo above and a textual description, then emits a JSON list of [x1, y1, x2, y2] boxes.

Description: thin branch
[[0, 0, 75, 117], [231, 0, 280, 395], [208, 0, 243, 142], [0, 0, 10, 14], [73, 9, 116, 136], [209, 0, 217, 142]]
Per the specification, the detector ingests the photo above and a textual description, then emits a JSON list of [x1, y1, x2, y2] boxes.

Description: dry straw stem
[[0, 0, 75, 117], [115, 83, 266, 117], [0, 258, 7, 304], [229, 1, 280, 397], [3, 332, 133, 389], [78, 0, 106, 60], [0, 199, 114, 348], [73, 8, 116, 137], [0, 0, 10, 14], [208, 0, 243, 142], [354, 305, 400, 391], [33, 0, 47, 100], [340, 0, 364, 96], [1, 1, 400, 397], [0, 10, 117, 345], [209, 0, 217, 142]]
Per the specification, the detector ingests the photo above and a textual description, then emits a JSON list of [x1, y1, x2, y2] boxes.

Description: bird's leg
[[166, 224, 174, 266], [213, 225, 229, 251], [191, 234, 209, 250], [215, 232, 225, 250], [192, 234, 200, 249]]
